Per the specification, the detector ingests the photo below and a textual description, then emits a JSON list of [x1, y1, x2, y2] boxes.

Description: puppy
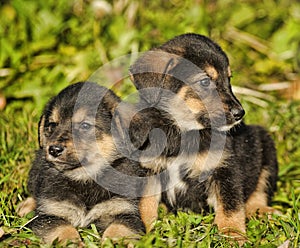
[[18, 82, 147, 245], [127, 33, 278, 242]]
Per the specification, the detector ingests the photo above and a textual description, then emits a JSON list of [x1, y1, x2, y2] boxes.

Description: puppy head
[[39, 82, 120, 173], [129, 33, 244, 131]]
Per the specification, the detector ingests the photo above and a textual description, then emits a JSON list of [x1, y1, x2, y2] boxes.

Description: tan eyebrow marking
[[72, 108, 87, 123], [50, 107, 60, 123], [205, 65, 218, 81]]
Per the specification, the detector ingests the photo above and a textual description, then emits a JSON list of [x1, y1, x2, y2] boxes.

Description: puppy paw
[[43, 224, 83, 246], [218, 227, 248, 246], [215, 208, 247, 246], [16, 197, 36, 217], [102, 223, 139, 243], [247, 206, 282, 219], [259, 206, 281, 214]]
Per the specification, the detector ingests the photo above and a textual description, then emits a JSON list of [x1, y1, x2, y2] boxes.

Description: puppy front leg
[[214, 205, 246, 237], [209, 168, 247, 244], [245, 169, 280, 218], [139, 177, 162, 233], [139, 195, 160, 233], [29, 214, 82, 245]]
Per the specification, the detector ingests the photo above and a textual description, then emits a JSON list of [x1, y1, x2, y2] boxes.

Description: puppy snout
[[48, 145, 64, 158], [231, 107, 245, 121]]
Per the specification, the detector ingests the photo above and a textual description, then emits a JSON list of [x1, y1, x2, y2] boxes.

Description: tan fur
[[72, 108, 87, 123], [50, 107, 60, 123], [139, 195, 159, 233], [65, 140, 75, 152], [215, 206, 246, 234], [141, 156, 170, 173], [189, 150, 228, 178], [208, 181, 247, 244], [97, 134, 117, 160], [43, 224, 81, 245], [177, 85, 189, 99], [38, 198, 136, 228], [139, 177, 162, 232], [38, 199, 86, 227], [17, 197, 36, 217], [167, 86, 205, 130], [185, 98, 206, 114], [205, 65, 219, 81], [214, 205, 247, 245], [245, 170, 279, 217], [83, 198, 137, 227], [102, 223, 137, 241], [65, 134, 117, 182]]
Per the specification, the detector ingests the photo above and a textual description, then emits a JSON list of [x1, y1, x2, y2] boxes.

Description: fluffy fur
[[18, 82, 147, 245], [127, 33, 279, 242]]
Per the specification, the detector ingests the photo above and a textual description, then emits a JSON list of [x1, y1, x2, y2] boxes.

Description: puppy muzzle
[[231, 107, 245, 121], [48, 145, 64, 158]]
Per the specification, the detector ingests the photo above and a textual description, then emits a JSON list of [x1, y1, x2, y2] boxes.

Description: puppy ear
[[38, 115, 45, 149], [103, 89, 121, 114], [130, 50, 181, 106], [129, 50, 180, 86], [111, 105, 136, 158]]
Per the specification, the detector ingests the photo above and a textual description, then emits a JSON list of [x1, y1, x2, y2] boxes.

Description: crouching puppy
[[19, 82, 146, 245], [128, 33, 279, 243]]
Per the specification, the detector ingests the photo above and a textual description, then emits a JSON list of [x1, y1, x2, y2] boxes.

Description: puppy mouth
[[216, 119, 242, 132], [196, 113, 242, 131], [46, 155, 83, 171], [53, 161, 82, 171]]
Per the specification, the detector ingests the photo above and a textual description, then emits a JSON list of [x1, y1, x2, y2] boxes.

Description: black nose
[[231, 108, 245, 121], [48, 145, 64, 158]]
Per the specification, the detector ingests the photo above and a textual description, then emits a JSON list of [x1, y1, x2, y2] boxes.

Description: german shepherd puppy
[[127, 33, 278, 242], [18, 82, 147, 245]]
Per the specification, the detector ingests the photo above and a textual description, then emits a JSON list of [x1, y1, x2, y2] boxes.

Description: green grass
[[1, 0, 300, 247]]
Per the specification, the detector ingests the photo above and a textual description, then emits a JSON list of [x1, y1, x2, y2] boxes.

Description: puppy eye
[[79, 122, 92, 130], [198, 78, 210, 87], [47, 122, 57, 132]]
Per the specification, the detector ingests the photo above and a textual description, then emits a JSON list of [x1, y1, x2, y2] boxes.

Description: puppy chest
[[38, 197, 137, 228], [162, 178, 210, 213], [159, 158, 212, 207]]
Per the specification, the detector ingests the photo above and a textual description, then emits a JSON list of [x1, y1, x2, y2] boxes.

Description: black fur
[[127, 33, 278, 240], [24, 82, 147, 244]]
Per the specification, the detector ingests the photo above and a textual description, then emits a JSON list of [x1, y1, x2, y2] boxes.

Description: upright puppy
[[19, 82, 146, 245], [128, 33, 278, 241]]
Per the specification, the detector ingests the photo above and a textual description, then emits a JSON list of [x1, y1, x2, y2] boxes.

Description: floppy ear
[[38, 115, 45, 149], [107, 93, 121, 115], [111, 106, 136, 158], [129, 50, 180, 87], [111, 103, 151, 157], [129, 51, 181, 106]]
